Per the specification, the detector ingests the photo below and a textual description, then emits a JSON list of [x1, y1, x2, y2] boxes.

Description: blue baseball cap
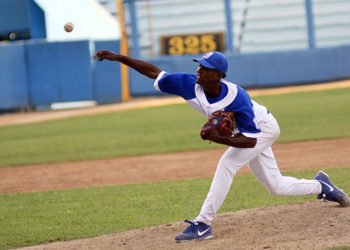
[[193, 51, 228, 77]]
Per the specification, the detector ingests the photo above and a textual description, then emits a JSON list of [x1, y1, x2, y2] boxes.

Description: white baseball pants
[[196, 113, 322, 225]]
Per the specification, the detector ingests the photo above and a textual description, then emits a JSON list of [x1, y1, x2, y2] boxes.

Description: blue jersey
[[154, 71, 270, 138]]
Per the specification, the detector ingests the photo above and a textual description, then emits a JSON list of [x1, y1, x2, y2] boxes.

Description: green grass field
[[1, 88, 350, 167], [1, 88, 350, 249], [1, 168, 350, 249]]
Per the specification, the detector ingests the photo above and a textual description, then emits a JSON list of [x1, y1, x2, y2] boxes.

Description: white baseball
[[64, 22, 74, 32]]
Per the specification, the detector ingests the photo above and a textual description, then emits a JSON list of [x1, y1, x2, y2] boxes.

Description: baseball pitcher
[[93, 50, 349, 243]]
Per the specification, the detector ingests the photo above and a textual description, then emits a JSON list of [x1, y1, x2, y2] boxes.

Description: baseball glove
[[200, 111, 236, 140]]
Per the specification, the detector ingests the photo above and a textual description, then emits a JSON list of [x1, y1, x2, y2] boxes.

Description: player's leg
[[248, 147, 321, 196], [247, 112, 320, 195], [175, 146, 262, 242], [195, 147, 249, 225], [249, 149, 349, 206]]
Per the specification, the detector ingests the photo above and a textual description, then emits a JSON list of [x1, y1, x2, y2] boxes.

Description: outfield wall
[[0, 43, 29, 109], [25, 41, 93, 106], [0, 40, 350, 109], [0, 40, 121, 110], [130, 45, 350, 95]]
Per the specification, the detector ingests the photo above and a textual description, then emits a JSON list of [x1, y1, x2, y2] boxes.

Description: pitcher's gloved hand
[[200, 111, 236, 140]]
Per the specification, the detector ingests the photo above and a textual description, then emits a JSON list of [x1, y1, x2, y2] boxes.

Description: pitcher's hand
[[93, 50, 119, 61]]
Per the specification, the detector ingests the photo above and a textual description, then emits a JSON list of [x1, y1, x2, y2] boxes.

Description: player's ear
[[216, 71, 223, 80]]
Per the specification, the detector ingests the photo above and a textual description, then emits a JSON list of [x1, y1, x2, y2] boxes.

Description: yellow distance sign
[[160, 32, 225, 55]]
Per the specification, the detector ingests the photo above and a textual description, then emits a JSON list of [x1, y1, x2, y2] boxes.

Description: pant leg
[[196, 147, 250, 225], [248, 147, 321, 196]]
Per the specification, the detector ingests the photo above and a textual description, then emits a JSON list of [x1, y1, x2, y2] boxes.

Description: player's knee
[[218, 156, 242, 175], [272, 126, 280, 139], [269, 188, 285, 196], [265, 181, 285, 196], [275, 127, 281, 137]]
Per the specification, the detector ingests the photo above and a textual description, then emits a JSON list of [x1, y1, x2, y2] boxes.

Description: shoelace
[[184, 219, 198, 232]]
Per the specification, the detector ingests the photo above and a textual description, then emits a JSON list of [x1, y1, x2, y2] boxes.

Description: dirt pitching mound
[[18, 201, 349, 250]]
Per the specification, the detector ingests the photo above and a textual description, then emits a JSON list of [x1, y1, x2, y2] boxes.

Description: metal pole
[[236, 0, 250, 53], [224, 0, 234, 54], [128, 0, 141, 58], [305, 0, 316, 49]]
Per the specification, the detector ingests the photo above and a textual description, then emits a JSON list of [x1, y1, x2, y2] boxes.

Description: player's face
[[196, 65, 222, 96]]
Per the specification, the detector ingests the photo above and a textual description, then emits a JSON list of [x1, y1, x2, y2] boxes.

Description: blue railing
[[122, 0, 350, 56]]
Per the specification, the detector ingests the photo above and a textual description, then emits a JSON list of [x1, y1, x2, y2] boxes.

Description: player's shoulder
[[223, 80, 250, 99], [162, 72, 196, 81], [221, 79, 239, 91], [221, 79, 240, 98], [222, 80, 253, 109]]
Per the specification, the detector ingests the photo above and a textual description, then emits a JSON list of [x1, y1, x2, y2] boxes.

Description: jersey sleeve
[[154, 71, 196, 100]]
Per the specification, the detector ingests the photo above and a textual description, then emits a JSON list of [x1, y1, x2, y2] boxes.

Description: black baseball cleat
[[314, 171, 350, 207], [175, 219, 212, 243]]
